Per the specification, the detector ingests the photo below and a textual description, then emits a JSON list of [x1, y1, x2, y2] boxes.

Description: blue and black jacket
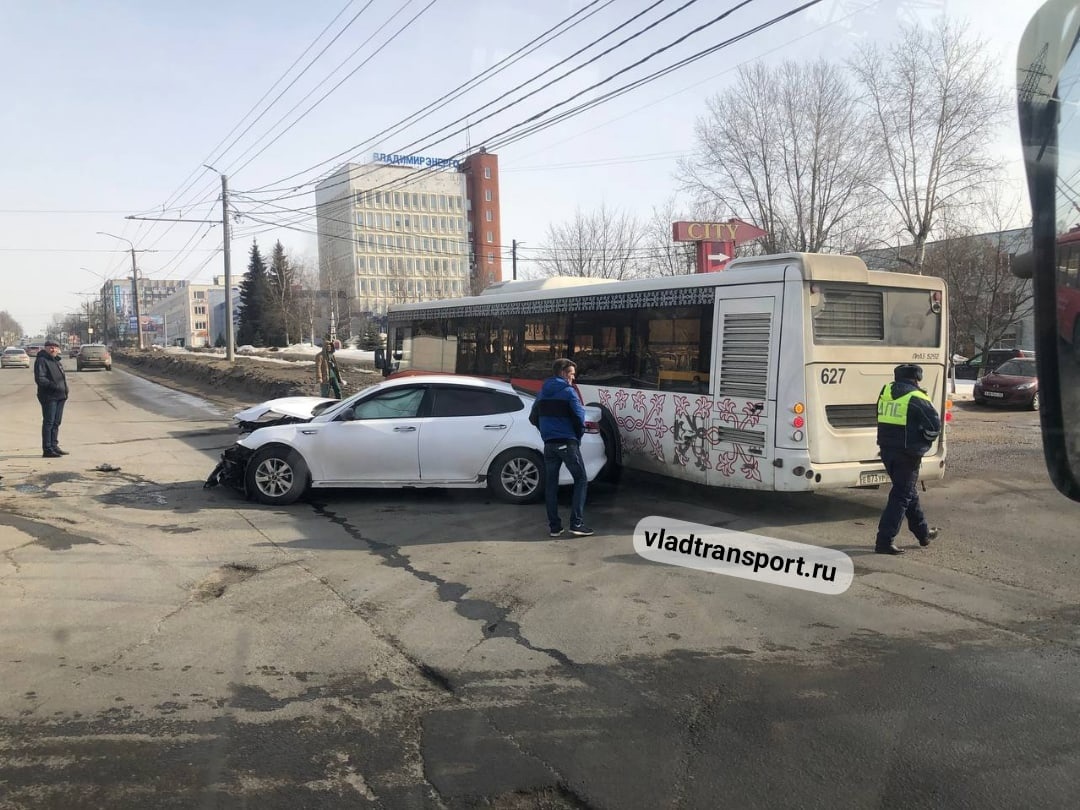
[[530, 376, 586, 443]]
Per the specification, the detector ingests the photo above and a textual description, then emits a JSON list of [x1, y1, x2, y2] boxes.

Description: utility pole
[[128, 246, 144, 349], [220, 173, 235, 362], [97, 233, 151, 350], [512, 239, 519, 281]]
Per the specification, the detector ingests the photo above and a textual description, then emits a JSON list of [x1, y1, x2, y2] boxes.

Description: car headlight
[[1016, 382, 1036, 390]]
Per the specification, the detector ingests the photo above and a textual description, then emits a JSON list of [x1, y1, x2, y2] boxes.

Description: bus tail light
[[584, 420, 601, 434], [944, 398, 954, 424], [791, 403, 806, 441]]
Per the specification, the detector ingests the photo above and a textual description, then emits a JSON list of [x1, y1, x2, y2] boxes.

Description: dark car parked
[[954, 348, 1034, 380], [973, 357, 1039, 410]]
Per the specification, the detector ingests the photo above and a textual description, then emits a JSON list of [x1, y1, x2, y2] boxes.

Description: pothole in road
[[194, 563, 259, 601]]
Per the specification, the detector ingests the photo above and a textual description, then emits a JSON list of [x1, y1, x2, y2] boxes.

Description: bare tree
[[0, 311, 24, 346], [638, 197, 696, 277], [536, 203, 644, 279], [923, 190, 1032, 367], [849, 21, 1006, 271], [678, 60, 880, 255]]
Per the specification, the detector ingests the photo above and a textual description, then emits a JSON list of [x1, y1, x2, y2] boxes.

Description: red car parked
[[973, 357, 1039, 410]]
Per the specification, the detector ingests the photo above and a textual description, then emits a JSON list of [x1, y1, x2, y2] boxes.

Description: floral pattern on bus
[[599, 388, 765, 482]]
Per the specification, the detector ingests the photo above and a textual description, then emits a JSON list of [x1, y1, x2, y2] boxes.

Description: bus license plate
[[860, 471, 890, 486]]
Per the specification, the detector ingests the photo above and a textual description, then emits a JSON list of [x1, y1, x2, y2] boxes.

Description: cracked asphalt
[[1, 362, 1079, 809]]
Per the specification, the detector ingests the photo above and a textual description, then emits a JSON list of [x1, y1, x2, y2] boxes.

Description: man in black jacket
[[34, 340, 69, 458], [875, 364, 941, 554]]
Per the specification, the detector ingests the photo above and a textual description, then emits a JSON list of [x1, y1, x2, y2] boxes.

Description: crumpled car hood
[[234, 396, 340, 424]]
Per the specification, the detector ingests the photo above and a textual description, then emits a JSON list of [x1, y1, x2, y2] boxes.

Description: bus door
[[706, 295, 779, 488]]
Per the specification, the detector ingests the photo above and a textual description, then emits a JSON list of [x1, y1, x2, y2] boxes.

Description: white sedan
[[207, 375, 609, 506]]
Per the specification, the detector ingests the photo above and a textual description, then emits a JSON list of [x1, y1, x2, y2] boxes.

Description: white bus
[[383, 252, 951, 492]]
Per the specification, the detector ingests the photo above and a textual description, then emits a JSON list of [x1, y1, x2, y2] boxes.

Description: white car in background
[[207, 375, 609, 506], [1, 346, 30, 368]]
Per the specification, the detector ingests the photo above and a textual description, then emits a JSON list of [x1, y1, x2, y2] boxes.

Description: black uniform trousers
[[876, 447, 930, 547]]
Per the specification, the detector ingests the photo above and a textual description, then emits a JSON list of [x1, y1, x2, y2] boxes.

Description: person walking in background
[[316, 335, 342, 399], [34, 340, 69, 458], [530, 358, 594, 538], [874, 363, 941, 555]]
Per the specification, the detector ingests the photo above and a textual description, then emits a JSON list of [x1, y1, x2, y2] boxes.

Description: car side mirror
[[1018, 0, 1080, 501]]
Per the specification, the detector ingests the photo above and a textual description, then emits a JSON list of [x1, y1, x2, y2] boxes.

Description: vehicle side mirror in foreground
[[1018, 0, 1080, 501]]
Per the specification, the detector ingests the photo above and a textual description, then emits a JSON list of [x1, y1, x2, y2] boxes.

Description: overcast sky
[[0, 0, 1048, 334]]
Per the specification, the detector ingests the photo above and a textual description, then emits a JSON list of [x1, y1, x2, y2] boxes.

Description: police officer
[[875, 364, 941, 555]]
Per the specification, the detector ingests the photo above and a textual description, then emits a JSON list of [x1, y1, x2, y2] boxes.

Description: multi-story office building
[[145, 279, 236, 348], [315, 150, 501, 319], [99, 277, 189, 344]]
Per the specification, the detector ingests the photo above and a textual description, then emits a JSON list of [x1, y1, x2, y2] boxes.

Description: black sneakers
[[569, 526, 595, 537], [875, 543, 906, 555], [42, 450, 62, 458], [919, 528, 940, 547]]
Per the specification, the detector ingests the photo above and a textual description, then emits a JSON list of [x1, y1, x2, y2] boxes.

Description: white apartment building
[[315, 160, 472, 317], [145, 281, 231, 348]]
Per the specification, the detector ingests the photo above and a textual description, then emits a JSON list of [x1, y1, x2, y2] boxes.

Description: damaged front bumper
[[204, 444, 254, 494]]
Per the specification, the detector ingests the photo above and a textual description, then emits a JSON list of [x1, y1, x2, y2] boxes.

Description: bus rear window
[[811, 285, 940, 347]]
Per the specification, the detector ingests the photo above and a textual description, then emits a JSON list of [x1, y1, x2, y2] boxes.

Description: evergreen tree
[[237, 240, 270, 346], [361, 324, 379, 351], [266, 240, 296, 347]]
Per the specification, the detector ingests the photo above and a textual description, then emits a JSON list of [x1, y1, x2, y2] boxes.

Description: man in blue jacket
[[530, 359, 594, 537], [875, 363, 941, 554]]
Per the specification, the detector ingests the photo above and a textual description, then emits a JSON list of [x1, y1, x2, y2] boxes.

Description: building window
[[412, 193, 419, 208], [394, 192, 402, 208], [395, 215, 402, 229], [486, 230, 493, 243], [484, 167, 491, 179], [421, 194, 428, 209], [485, 209, 493, 222], [403, 194, 410, 209], [484, 189, 492, 202], [375, 191, 383, 206], [487, 252, 494, 264]]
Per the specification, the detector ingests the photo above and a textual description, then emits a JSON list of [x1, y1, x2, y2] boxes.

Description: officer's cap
[[894, 363, 923, 382]]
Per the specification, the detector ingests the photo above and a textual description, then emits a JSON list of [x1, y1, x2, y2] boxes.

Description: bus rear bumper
[[773, 454, 947, 491]]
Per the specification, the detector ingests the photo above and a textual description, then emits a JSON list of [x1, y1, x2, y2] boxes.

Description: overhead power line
[[246, 0, 759, 207]]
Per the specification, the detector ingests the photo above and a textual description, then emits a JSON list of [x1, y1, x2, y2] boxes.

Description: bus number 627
[[820, 367, 846, 385]]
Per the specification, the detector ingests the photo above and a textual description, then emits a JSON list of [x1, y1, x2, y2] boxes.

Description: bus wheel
[[488, 449, 544, 504], [246, 446, 308, 506], [590, 403, 623, 485]]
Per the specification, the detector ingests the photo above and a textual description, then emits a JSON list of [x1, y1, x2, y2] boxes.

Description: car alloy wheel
[[246, 446, 308, 505], [1031, 391, 1040, 411], [489, 449, 544, 504]]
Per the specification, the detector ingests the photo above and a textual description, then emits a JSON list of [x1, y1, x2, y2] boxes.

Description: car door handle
[[393, 426, 417, 432], [483, 424, 508, 430]]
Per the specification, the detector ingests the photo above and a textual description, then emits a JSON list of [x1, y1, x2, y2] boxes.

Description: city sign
[[373, 151, 460, 169], [671, 219, 767, 244], [671, 218, 768, 274]]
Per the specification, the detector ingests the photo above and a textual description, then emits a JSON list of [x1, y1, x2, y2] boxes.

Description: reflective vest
[[877, 384, 931, 426]]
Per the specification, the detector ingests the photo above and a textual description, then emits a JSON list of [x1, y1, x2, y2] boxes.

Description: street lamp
[[97, 232, 145, 349]]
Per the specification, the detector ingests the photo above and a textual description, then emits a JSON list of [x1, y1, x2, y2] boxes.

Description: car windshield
[[994, 359, 1037, 376]]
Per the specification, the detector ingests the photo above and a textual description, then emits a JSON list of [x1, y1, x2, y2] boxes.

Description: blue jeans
[[544, 440, 588, 531], [876, 448, 930, 545], [39, 397, 66, 452]]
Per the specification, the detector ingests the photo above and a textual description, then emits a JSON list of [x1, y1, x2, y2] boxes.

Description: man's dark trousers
[[876, 447, 929, 546], [39, 397, 66, 453]]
